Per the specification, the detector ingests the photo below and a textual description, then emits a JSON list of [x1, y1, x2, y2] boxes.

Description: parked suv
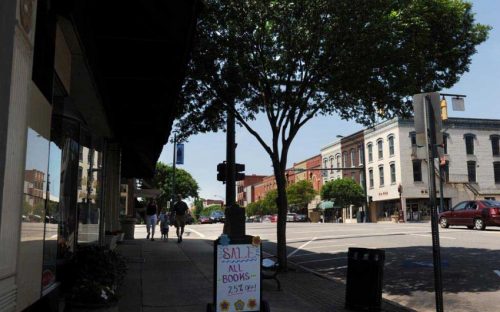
[[439, 200, 500, 230]]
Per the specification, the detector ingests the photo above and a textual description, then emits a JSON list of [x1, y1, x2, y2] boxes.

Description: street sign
[[452, 97, 465, 111], [176, 143, 184, 164]]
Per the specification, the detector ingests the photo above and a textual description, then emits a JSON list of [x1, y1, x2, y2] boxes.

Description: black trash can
[[345, 248, 385, 312]]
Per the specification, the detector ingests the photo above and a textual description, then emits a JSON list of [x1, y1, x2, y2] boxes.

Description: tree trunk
[[273, 161, 288, 271]]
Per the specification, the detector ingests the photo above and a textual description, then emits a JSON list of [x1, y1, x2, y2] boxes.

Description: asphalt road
[[182, 221, 500, 312]]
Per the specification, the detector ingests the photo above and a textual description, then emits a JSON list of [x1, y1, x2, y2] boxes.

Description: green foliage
[[287, 180, 316, 212], [321, 178, 365, 209], [245, 201, 264, 216], [201, 204, 224, 216], [262, 190, 278, 215], [177, 0, 489, 138], [245, 197, 277, 216], [193, 198, 204, 218], [152, 162, 199, 209]]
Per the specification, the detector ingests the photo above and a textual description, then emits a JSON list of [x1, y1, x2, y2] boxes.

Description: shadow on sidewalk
[[116, 236, 415, 312]]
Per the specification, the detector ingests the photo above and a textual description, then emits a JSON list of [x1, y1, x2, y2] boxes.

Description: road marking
[[290, 249, 347, 258], [410, 234, 456, 240], [316, 265, 347, 272], [494, 270, 500, 278], [186, 228, 205, 238], [288, 237, 316, 258], [296, 257, 345, 265], [292, 243, 355, 250]]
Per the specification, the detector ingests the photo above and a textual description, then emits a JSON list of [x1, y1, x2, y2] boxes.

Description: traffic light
[[235, 163, 245, 181], [440, 96, 448, 120], [217, 162, 226, 182]]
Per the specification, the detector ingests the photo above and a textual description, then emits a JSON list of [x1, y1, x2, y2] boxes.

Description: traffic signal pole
[[224, 101, 245, 237], [424, 95, 444, 312]]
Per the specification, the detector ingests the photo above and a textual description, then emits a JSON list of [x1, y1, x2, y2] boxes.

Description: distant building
[[236, 175, 266, 207]]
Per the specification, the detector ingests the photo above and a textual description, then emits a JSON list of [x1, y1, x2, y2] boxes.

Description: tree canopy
[[287, 180, 316, 212], [321, 178, 365, 209], [176, 0, 489, 270], [152, 162, 199, 209]]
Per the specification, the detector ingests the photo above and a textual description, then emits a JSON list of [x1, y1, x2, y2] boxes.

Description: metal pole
[[439, 164, 445, 213], [171, 132, 177, 210], [224, 102, 245, 237], [425, 95, 444, 312]]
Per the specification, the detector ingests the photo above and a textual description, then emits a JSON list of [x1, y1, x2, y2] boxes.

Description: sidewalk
[[117, 233, 413, 312]]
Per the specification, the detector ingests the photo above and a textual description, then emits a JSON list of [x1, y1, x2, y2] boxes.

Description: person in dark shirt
[[173, 194, 189, 243], [145, 199, 158, 241]]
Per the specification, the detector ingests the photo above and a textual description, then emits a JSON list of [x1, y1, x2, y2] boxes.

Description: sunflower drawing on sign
[[234, 299, 245, 311], [220, 300, 230, 311]]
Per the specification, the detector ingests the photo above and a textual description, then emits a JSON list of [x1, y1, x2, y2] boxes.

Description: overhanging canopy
[[58, 0, 202, 178], [317, 201, 340, 210]]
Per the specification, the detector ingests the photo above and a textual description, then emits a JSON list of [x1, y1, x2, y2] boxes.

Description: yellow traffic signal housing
[[440, 97, 448, 120]]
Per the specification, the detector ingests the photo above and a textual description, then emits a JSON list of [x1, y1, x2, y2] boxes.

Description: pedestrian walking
[[145, 199, 158, 241], [173, 194, 189, 243], [158, 208, 170, 241]]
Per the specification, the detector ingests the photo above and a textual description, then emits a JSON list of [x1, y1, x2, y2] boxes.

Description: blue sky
[[159, 1, 500, 201]]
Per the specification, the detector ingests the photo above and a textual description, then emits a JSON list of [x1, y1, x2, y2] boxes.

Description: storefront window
[[77, 142, 103, 244], [21, 127, 51, 299]]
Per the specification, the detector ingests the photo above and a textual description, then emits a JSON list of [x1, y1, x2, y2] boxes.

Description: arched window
[[377, 139, 383, 159], [367, 143, 373, 162], [388, 135, 395, 156]]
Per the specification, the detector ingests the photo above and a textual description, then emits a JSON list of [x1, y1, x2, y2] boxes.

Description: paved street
[[173, 221, 500, 312]]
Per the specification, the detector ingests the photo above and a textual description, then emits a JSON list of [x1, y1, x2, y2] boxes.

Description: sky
[[158, 1, 500, 202]]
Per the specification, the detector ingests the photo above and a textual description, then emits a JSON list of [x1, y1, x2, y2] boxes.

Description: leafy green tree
[[287, 180, 316, 213], [176, 0, 489, 269], [23, 200, 32, 216], [201, 204, 224, 216], [321, 178, 365, 209], [262, 190, 278, 215], [245, 201, 264, 216], [152, 162, 199, 209], [193, 198, 204, 219]]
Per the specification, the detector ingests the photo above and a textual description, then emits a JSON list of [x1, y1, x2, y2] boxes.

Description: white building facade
[[320, 139, 343, 183], [364, 118, 500, 222]]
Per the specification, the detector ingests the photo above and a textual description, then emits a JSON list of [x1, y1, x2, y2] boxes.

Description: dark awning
[[59, 0, 201, 178]]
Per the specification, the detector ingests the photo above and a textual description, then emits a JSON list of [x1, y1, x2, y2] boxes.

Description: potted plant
[[66, 245, 127, 311]]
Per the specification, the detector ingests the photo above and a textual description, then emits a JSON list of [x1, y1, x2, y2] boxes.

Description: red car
[[270, 214, 278, 222], [198, 216, 212, 224], [439, 200, 500, 230]]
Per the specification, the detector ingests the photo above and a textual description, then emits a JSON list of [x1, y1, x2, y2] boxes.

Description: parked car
[[295, 214, 308, 222], [199, 216, 212, 224], [246, 215, 262, 223], [439, 200, 500, 230], [210, 211, 225, 223], [270, 214, 278, 222], [286, 213, 297, 222], [262, 215, 272, 223]]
